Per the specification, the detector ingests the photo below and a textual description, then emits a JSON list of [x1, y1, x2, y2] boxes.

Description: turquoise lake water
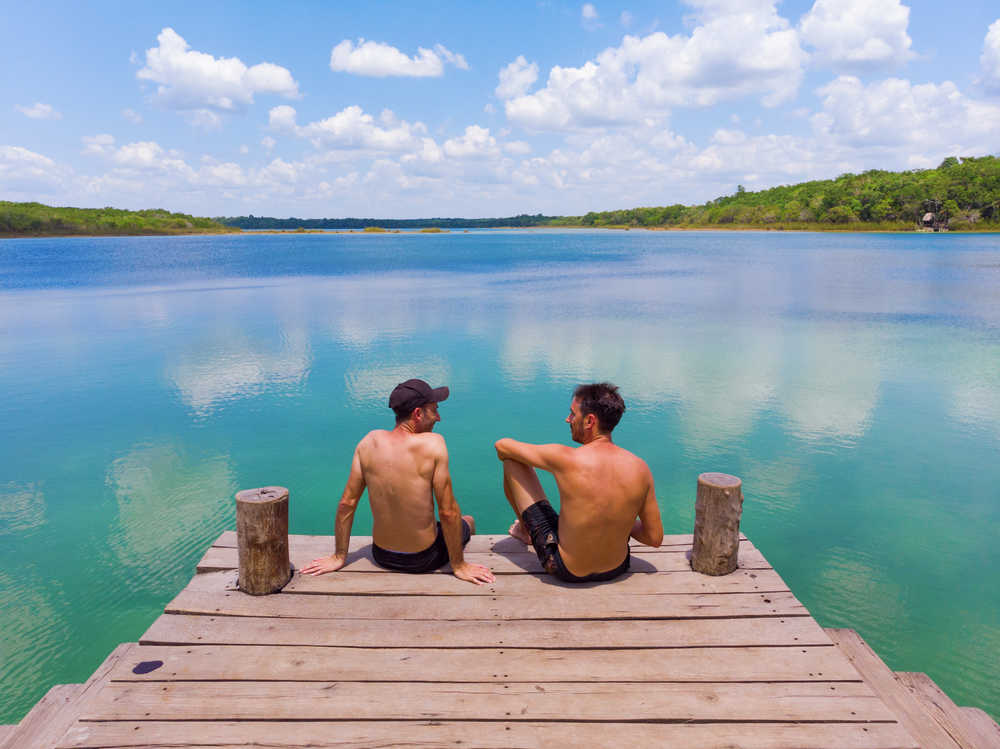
[[0, 229, 998, 722]]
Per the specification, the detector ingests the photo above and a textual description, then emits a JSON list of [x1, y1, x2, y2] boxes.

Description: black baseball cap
[[388, 379, 450, 413]]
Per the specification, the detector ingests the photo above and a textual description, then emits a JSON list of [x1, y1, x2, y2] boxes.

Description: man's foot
[[508, 519, 531, 545]]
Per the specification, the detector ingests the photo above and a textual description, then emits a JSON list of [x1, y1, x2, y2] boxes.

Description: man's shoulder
[[417, 431, 447, 450], [600, 442, 652, 475], [358, 429, 390, 446]]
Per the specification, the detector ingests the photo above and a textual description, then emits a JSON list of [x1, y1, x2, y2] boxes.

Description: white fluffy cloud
[[269, 105, 426, 152], [496, 56, 539, 99], [442, 126, 500, 159], [82, 134, 116, 155], [15, 102, 62, 120], [0, 145, 68, 192], [812, 76, 1000, 157], [330, 38, 468, 77], [982, 20, 1000, 94], [137, 27, 299, 119], [800, 0, 914, 71], [505, 0, 806, 130]]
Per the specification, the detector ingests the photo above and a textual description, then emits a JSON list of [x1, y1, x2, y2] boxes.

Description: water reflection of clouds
[[498, 313, 886, 449], [106, 442, 234, 567], [0, 482, 46, 534], [345, 359, 452, 408], [168, 329, 311, 415], [0, 570, 70, 717], [949, 342, 1000, 438]]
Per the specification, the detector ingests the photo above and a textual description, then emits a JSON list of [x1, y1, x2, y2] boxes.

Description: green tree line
[[1, 202, 238, 236], [573, 156, 1000, 230], [219, 213, 558, 230]]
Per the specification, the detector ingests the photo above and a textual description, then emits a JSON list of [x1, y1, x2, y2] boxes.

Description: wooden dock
[[4, 532, 998, 748]]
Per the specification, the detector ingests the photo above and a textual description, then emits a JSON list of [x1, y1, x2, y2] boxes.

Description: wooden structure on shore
[[3, 531, 998, 748]]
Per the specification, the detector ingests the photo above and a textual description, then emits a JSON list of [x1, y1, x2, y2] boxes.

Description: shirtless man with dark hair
[[302, 379, 495, 585], [495, 382, 663, 582]]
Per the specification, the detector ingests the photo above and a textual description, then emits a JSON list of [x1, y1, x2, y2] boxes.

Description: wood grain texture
[[140, 612, 832, 648], [186, 566, 789, 596], [895, 671, 1000, 749], [58, 720, 918, 749], [83, 680, 897, 722], [111, 643, 859, 683], [826, 629, 958, 749], [166, 588, 808, 620]]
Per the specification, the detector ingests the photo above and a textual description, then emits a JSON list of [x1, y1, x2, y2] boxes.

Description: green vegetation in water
[[567, 155, 1000, 230], [1, 202, 238, 237], [419, 227, 447, 233], [363, 226, 387, 233]]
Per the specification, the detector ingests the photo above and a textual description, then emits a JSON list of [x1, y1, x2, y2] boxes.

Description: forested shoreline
[[218, 214, 557, 230], [570, 156, 1000, 230], [4, 156, 999, 236], [0, 202, 238, 237]]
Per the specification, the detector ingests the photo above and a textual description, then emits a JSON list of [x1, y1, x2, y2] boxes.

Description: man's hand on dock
[[452, 561, 496, 585], [300, 555, 347, 576]]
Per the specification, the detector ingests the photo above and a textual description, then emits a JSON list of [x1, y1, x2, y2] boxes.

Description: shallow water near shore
[[1, 229, 998, 723]]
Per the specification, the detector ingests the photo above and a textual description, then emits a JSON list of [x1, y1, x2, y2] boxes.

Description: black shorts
[[371, 519, 472, 573], [521, 500, 630, 583]]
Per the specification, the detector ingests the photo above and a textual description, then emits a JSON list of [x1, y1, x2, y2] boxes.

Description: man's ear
[[583, 413, 598, 430]]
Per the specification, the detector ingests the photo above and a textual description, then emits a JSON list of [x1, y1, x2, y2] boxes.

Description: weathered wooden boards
[[61, 720, 917, 749], [52, 534, 921, 748]]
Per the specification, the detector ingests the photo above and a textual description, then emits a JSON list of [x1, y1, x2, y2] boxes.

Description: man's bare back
[[496, 384, 663, 581], [358, 427, 449, 552], [301, 380, 493, 585]]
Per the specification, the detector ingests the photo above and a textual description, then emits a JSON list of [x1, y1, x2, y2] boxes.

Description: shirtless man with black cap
[[495, 382, 663, 582], [302, 379, 495, 585]]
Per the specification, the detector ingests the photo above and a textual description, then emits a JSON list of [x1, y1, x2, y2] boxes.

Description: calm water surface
[[1, 229, 998, 722]]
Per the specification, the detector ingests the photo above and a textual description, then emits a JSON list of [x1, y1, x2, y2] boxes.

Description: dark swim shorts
[[520, 499, 630, 583], [371, 519, 472, 573]]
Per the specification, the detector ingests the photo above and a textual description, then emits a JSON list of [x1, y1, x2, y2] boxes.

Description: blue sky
[[3, 0, 999, 218]]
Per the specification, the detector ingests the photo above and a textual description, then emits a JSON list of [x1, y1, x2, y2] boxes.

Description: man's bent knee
[[462, 514, 476, 534]]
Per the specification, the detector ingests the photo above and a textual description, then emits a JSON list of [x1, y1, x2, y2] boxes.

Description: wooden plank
[[110, 643, 859, 683], [895, 672, 999, 749], [13, 644, 136, 749], [166, 588, 808, 620], [58, 719, 918, 749], [212, 530, 746, 552], [141, 612, 833, 648], [186, 567, 789, 596], [0, 684, 81, 749], [825, 629, 957, 749], [959, 708, 1000, 749], [83, 680, 897, 722], [196, 544, 772, 574], [0, 728, 14, 747]]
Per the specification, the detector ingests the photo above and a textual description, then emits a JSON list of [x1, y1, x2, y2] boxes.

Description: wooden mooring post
[[235, 486, 291, 595], [691, 472, 744, 575]]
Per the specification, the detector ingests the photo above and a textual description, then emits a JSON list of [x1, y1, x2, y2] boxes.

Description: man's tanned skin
[[495, 387, 663, 578], [302, 400, 494, 585]]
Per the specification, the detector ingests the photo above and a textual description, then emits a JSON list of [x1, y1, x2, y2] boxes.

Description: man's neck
[[583, 432, 612, 446], [395, 421, 418, 434]]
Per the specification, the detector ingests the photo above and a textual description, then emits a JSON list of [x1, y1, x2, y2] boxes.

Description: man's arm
[[494, 438, 573, 472], [630, 473, 664, 547], [431, 440, 495, 585], [300, 445, 366, 576]]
